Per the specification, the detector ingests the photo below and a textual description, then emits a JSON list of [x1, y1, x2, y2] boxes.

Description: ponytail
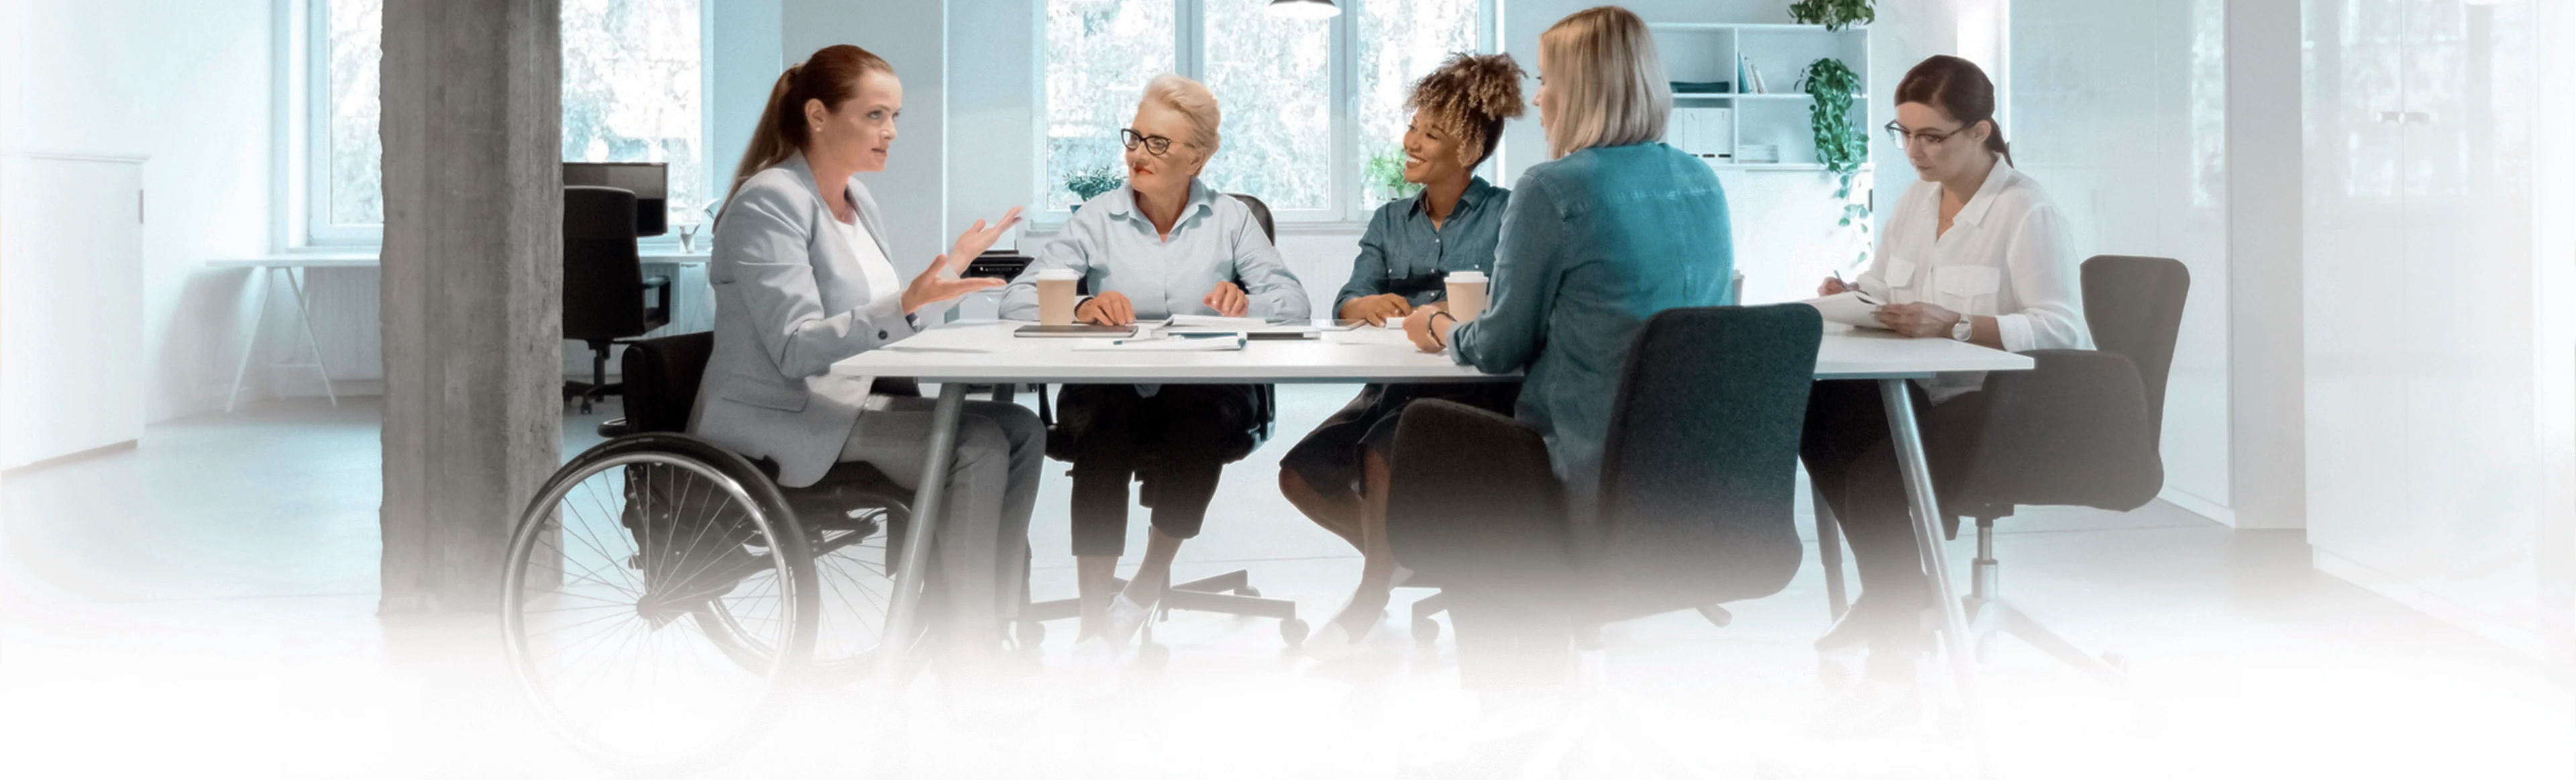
[[719, 45, 892, 222], [1894, 54, 2013, 167]]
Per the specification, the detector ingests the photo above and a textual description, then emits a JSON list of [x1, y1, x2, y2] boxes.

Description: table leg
[[1812, 482, 1850, 622], [875, 382, 967, 683], [284, 267, 338, 407], [225, 266, 276, 413], [1876, 379, 1980, 698]]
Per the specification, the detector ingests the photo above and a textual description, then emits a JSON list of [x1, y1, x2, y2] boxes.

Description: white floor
[[2, 389, 2569, 779]]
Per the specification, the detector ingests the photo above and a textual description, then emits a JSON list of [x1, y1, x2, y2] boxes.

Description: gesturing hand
[[1077, 291, 1136, 326], [1203, 282, 1250, 318], [898, 254, 1006, 314], [1875, 301, 1963, 339], [1340, 293, 1413, 326], [949, 206, 1024, 264]]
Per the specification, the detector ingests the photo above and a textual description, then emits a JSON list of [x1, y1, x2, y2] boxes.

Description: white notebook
[[1801, 291, 1888, 329], [1070, 333, 1248, 352]]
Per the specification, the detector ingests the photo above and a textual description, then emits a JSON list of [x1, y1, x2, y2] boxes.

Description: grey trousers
[[839, 395, 1044, 636]]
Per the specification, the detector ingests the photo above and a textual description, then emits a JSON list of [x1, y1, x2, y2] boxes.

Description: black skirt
[[1277, 383, 1520, 498]]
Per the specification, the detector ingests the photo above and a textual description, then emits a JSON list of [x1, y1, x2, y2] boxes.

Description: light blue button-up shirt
[[1450, 143, 1733, 519], [1000, 179, 1309, 322]]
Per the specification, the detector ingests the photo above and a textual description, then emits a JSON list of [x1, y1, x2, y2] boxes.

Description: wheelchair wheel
[[500, 434, 818, 773], [697, 503, 907, 687]]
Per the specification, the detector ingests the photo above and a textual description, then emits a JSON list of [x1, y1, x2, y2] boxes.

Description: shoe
[[1813, 608, 1877, 653], [1300, 607, 1387, 662], [1100, 591, 1156, 650]]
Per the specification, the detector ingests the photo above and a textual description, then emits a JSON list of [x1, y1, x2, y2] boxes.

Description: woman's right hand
[[1339, 293, 1414, 326], [1818, 276, 1850, 297], [898, 253, 1006, 313], [1077, 291, 1136, 326]]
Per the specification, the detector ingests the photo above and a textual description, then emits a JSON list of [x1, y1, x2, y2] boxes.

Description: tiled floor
[[3, 390, 2569, 779]]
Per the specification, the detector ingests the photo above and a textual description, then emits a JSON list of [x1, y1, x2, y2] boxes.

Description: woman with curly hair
[[1277, 52, 1528, 659]]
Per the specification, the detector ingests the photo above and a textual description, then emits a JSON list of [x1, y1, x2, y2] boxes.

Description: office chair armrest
[[1383, 399, 1577, 589], [1949, 349, 2165, 512], [641, 274, 672, 322]]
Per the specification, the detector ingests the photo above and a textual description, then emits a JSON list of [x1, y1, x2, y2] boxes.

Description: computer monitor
[[562, 162, 668, 236]]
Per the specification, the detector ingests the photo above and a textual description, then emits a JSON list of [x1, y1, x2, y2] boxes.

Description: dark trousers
[[1800, 380, 1983, 662], [1058, 384, 1255, 558]]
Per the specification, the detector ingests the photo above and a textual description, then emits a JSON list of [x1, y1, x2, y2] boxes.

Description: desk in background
[[836, 319, 2030, 695], [209, 250, 710, 412]]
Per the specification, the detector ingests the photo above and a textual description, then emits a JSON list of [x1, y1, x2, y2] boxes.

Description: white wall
[[784, 0, 947, 276], [3, 0, 274, 424], [2226, 0, 2306, 530]]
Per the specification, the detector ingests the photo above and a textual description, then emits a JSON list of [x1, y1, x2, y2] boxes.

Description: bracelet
[[1428, 311, 1456, 347]]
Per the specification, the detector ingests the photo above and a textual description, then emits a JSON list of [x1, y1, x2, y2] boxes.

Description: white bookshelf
[[1651, 22, 1872, 170]]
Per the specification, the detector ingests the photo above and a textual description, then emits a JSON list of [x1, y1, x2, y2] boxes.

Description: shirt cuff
[[861, 294, 922, 343], [1994, 312, 2033, 352], [1440, 318, 1466, 357]]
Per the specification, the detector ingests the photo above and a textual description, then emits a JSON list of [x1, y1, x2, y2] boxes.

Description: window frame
[[285, 0, 720, 249], [1031, 0, 1497, 230]]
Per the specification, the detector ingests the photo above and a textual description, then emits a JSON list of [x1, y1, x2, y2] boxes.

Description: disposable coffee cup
[[1444, 271, 1489, 323], [1036, 269, 1080, 326]]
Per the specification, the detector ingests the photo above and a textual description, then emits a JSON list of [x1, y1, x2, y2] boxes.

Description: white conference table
[[208, 250, 710, 411], [838, 318, 2032, 688]]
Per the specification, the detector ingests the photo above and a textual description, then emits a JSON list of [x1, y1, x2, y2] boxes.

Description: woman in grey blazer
[[692, 45, 1038, 667]]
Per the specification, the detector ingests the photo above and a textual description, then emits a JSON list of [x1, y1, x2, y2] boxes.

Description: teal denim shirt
[[1450, 143, 1734, 518], [1332, 177, 1509, 315]]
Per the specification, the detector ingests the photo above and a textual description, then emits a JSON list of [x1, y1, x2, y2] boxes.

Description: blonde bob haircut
[[1141, 73, 1222, 155], [1538, 6, 1671, 159]]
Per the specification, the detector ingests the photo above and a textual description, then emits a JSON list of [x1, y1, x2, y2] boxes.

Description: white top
[[1858, 159, 2090, 401], [833, 320, 2027, 383], [839, 216, 903, 307]]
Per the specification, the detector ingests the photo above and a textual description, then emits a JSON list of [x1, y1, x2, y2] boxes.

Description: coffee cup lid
[[1037, 269, 1079, 281], [1447, 271, 1487, 283]]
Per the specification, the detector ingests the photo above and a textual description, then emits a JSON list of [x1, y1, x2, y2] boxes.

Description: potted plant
[[1064, 165, 1124, 212], [1788, 0, 1874, 31], [1365, 148, 1422, 203], [1801, 56, 1872, 271]]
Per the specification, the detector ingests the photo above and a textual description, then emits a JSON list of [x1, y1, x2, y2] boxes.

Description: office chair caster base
[[1237, 586, 1261, 598], [1411, 616, 1440, 644], [1696, 604, 1733, 628], [1279, 618, 1309, 648]]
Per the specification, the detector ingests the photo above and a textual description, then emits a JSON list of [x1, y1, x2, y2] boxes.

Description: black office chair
[[564, 185, 672, 415], [1385, 304, 1821, 689], [1017, 193, 1305, 655], [1815, 254, 2182, 683]]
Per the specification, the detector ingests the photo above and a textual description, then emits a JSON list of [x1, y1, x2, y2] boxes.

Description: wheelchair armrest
[[1948, 349, 2164, 512], [1383, 399, 1576, 587]]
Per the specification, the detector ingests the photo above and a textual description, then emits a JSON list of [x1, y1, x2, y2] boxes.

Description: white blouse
[[839, 215, 904, 307], [1857, 159, 2090, 401]]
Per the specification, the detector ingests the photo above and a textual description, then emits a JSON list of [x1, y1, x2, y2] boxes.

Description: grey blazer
[[688, 152, 925, 487]]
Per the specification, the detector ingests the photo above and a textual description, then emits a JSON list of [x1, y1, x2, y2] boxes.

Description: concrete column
[[378, 0, 563, 614], [2224, 0, 2304, 530]]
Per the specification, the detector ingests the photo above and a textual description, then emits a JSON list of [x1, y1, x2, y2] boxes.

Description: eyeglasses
[[1120, 128, 1181, 156], [1884, 121, 1969, 150]]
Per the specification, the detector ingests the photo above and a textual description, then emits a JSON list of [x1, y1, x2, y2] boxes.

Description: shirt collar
[[1953, 158, 2018, 228], [1407, 176, 1496, 220], [1108, 177, 1220, 224]]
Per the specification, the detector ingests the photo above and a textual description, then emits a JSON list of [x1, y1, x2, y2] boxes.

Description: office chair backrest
[[2080, 255, 2188, 442], [618, 332, 715, 434], [1227, 193, 1276, 244], [564, 185, 649, 342], [1593, 304, 1820, 615]]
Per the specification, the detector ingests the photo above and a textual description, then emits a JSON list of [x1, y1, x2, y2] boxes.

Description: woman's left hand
[[1403, 305, 1450, 352], [1876, 301, 1964, 338], [1203, 282, 1250, 318], [947, 206, 1025, 264]]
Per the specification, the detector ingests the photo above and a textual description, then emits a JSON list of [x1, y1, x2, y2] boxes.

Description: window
[[307, 0, 708, 244], [1040, 0, 1491, 222]]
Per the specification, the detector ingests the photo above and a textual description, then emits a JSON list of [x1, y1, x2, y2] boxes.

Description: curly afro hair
[[1405, 52, 1527, 169]]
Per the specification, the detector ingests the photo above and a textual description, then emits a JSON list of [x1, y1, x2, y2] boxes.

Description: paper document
[[1327, 325, 1419, 347], [1801, 291, 1889, 329], [1071, 333, 1247, 352], [1167, 315, 1278, 330]]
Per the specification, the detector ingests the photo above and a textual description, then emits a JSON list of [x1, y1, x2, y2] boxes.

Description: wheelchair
[[499, 332, 925, 773]]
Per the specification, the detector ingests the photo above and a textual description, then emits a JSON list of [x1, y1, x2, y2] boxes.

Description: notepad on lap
[[1801, 291, 1888, 329]]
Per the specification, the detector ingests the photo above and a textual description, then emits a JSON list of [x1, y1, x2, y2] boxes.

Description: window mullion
[[1177, 0, 1201, 79]]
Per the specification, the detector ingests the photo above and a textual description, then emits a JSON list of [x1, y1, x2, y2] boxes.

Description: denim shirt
[[1000, 179, 1309, 322], [1450, 144, 1733, 519], [1331, 177, 1509, 316]]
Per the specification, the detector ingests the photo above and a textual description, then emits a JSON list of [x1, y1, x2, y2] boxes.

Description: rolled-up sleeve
[[1993, 205, 2090, 352], [1232, 215, 1310, 320], [712, 185, 922, 379]]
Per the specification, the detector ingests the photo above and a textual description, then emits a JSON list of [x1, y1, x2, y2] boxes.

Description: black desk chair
[[1816, 254, 2182, 683], [1017, 193, 1305, 655], [1385, 304, 1821, 689], [564, 185, 671, 415]]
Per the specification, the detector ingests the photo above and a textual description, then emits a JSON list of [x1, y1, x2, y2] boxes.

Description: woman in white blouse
[[1801, 54, 2089, 724]]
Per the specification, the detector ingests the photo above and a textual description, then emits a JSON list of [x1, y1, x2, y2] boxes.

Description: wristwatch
[[1951, 319, 1974, 342]]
